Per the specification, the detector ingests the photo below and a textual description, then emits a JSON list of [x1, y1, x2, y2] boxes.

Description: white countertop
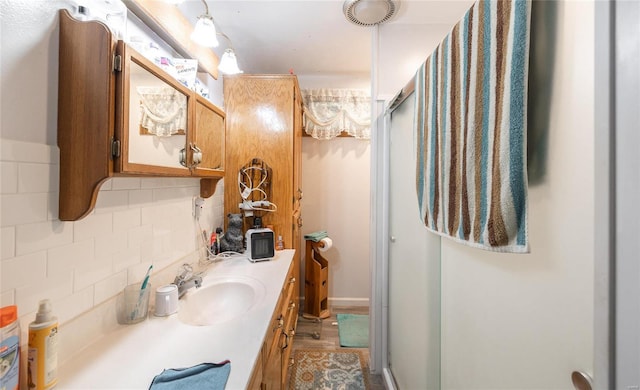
[[58, 250, 294, 389]]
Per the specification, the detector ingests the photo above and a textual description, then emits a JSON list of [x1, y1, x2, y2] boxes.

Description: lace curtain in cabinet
[[137, 86, 187, 136], [301, 89, 371, 139]]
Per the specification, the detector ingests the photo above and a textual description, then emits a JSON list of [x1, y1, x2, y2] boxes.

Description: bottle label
[[28, 324, 59, 390], [0, 334, 20, 390]]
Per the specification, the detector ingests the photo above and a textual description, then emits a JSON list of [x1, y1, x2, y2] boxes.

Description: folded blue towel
[[149, 361, 231, 390], [304, 230, 328, 242]]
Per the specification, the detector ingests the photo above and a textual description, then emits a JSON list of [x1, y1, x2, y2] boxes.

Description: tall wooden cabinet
[[223, 75, 302, 389]]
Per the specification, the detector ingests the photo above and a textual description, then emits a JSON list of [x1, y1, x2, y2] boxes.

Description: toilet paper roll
[[318, 237, 332, 252]]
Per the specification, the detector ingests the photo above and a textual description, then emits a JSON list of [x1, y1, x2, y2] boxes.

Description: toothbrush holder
[[116, 282, 151, 325]]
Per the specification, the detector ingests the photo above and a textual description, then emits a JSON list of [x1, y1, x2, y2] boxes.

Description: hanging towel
[[304, 231, 328, 242], [414, 0, 531, 253], [149, 361, 231, 390]]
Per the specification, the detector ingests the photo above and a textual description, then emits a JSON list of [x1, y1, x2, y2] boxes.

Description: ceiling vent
[[343, 0, 398, 26]]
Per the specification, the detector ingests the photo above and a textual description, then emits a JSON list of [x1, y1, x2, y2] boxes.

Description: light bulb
[[218, 49, 243, 74], [190, 14, 219, 47]]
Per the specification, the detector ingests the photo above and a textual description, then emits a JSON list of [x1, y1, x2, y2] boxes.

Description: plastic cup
[[116, 282, 151, 325]]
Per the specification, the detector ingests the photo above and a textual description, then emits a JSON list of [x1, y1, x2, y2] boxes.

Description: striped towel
[[414, 0, 531, 253]]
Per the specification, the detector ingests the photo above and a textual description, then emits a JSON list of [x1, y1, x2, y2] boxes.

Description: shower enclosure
[[385, 91, 441, 389]]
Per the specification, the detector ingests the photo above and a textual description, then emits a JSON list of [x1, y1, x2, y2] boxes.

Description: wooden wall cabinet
[[224, 74, 302, 389], [57, 10, 224, 221]]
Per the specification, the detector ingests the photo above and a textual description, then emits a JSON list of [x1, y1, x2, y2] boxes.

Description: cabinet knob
[[297, 216, 303, 227], [191, 143, 202, 166], [289, 277, 296, 284], [288, 301, 296, 311], [179, 148, 187, 167], [297, 189, 303, 200], [289, 358, 295, 368]]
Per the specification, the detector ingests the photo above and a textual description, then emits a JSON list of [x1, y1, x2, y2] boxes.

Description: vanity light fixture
[[190, 0, 219, 47], [216, 32, 243, 74], [218, 48, 243, 74]]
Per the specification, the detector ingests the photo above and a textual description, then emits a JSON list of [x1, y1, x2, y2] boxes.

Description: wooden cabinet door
[[190, 94, 225, 177], [223, 75, 296, 242]]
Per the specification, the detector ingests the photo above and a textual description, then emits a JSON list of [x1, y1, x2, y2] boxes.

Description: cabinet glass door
[[117, 45, 190, 175]]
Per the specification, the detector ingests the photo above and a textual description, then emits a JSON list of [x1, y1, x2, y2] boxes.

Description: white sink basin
[[178, 275, 266, 326]]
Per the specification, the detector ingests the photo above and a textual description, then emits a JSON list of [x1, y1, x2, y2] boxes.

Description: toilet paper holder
[[304, 239, 331, 319]]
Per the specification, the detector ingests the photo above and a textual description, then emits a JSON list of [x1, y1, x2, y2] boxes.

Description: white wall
[[297, 74, 372, 306], [440, 2, 594, 387], [301, 137, 371, 305], [377, 23, 461, 97], [0, 0, 224, 372]]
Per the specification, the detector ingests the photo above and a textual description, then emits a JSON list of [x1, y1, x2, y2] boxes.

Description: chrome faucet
[[173, 264, 203, 299]]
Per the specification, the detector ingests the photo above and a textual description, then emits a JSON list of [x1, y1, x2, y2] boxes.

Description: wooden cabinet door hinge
[[111, 138, 121, 159], [113, 54, 122, 72]]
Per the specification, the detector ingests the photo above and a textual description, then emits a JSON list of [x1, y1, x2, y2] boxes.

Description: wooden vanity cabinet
[[249, 260, 298, 390], [57, 9, 224, 221]]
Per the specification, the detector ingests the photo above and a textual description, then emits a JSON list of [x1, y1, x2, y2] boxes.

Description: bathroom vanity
[[58, 250, 295, 389]]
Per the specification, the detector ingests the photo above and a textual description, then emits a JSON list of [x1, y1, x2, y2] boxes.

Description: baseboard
[[298, 297, 370, 312], [329, 297, 369, 307]]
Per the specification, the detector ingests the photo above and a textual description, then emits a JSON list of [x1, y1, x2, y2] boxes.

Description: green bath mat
[[337, 313, 369, 348]]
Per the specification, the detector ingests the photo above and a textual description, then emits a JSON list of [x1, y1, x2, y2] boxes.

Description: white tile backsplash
[[93, 270, 128, 303], [47, 191, 59, 221], [1, 227, 15, 259], [94, 230, 128, 257], [73, 256, 113, 292], [113, 208, 141, 232], [94, 190, 129, 214], [112, 245, 142, 273], [110, 177, 142, 190], [0, 162, 18, 194], [1, 138, 223, 365], [15, 272, 74, 316], [47, 239, 94, 279], [128, 224, 153, 248], [1, 251, 47, 290], [15, 220, 73, 255], [1, 290, 14, 307], [1, 192, 48, 226], [153, 186, 200, 203], [128, 189, 154, 208], [55, 285, 95, 324], [0, 139, 59, 164], [73, 212, 113, 242], [18, 162, 58, 193]]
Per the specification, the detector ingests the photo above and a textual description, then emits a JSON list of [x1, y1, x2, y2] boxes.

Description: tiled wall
[[0, 139, 224, 361]]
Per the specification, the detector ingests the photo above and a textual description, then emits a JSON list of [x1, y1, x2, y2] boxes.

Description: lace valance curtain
[[301, 89, 371, 140], [137, 86, 187, 136]]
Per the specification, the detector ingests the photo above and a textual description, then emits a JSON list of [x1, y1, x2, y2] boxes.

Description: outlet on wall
[[193, 196, 205, 218]]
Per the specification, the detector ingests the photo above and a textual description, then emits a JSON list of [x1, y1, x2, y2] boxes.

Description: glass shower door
[[387, 92, 441, 389]]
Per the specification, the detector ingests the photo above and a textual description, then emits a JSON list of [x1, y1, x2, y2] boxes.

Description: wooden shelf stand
[[304, 240, 330, 319]]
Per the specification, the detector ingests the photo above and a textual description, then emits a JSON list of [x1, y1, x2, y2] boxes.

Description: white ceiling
[[177, 0, 474, 77]]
